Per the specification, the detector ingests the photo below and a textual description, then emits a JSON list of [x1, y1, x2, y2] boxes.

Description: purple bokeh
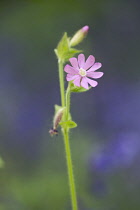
[[89, 81, 140, 198], [90, 131, 140, 174]]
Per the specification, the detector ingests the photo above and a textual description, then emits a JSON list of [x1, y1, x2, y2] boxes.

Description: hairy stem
[[58, 58, 78, 210], [65, 82, 71, 120], [63, 83, 78, 210], [63, 128, 78, 210], [58, 60, 65, 107]]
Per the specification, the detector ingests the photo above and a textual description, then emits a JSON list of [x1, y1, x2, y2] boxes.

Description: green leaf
[[59, 120, 77, 129], [70, 83, 92, 93], [64, 48, 82, 61], [55, 33, 81, 62], [55, 33, 69, 61]]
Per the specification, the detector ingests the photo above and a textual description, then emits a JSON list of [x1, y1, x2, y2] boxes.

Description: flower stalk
[[58, 58, 78, 210], [58, 59, 65, 107], [63, 128, 78, 210], [65, 82, 71, 120]]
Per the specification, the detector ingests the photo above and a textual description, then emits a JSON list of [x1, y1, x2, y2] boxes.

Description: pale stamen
[[79, 68, 87, 77]]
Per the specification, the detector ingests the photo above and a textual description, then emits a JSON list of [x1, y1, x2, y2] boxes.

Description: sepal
[[70, 83, 92, 93]]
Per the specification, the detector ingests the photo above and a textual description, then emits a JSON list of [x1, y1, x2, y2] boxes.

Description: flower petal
[[66, 74, 79, 81], [64, 64, 78, 75], [86, 77, 98, 87], [81, 77, 89, 89], [78, 54, 85, 68], [87, 62, 102, 72], [83, 55, 95, 70], [73, 75, 81, 87], [87, 71, 104, 79], [69, 57, 79, 69]]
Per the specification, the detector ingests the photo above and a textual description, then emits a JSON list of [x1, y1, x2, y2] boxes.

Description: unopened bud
[[70, 25, 89, 47], [49, 107, 65, 136], [53, 107, 64, 130]]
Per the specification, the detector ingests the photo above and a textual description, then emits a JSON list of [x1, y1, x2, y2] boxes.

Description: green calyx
[[70, 82, 92, 93], [54, 33, 81, 63]]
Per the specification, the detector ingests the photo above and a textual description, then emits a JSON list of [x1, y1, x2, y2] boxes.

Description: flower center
[[79, 68, 87, 77]]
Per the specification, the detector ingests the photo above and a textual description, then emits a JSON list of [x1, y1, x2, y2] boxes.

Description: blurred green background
[[0, 0, 140, 209]]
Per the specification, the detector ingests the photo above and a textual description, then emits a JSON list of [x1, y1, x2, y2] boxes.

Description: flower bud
[[53, 107, 64, 130], [49, 107, 65, 136], [70, 25, 89, 47]]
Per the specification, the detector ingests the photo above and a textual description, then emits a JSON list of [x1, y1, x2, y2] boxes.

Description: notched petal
[[78, 54, 85, 68], [73, 75, 81, 87], [83, 55, 95, 70], [66, 74, 79, 81], [81, 77, 89, 89], [87, 62, 102, 72], [87, 71, 104, 79], [86, 78, 98, 87], [69, 57, 79, 69], [64, 64, 78, 74]]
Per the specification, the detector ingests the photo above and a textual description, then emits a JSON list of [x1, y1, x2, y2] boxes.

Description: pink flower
[[64, 54, 103, 89]]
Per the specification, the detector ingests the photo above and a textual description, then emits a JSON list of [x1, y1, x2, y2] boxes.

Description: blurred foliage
[[0, 157, 4, 168], [1, 132, 100, 209]]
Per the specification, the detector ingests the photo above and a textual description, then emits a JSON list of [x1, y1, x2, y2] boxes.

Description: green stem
[[65, 82, 71, 120], [63, 128, 78, 210], [58, 59, 78, 209], [63, 83, 78, 210], [58, 60, 65, 107]]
